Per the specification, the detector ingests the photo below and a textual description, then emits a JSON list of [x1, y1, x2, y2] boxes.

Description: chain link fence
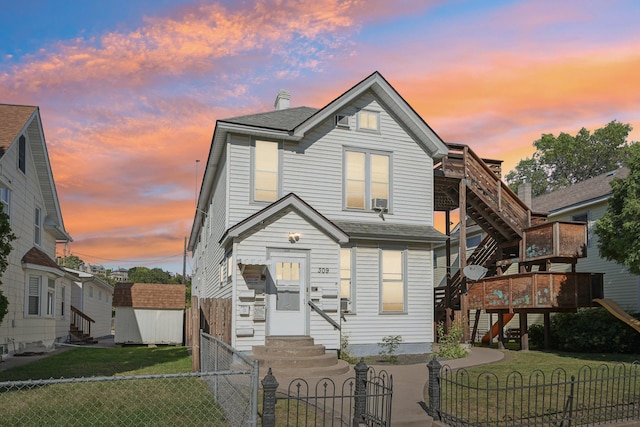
[[0, 332, 259, 426]]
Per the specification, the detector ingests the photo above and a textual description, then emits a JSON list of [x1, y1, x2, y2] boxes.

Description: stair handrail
[[70, 305, 95, 339], [443, 143, 533, 236], [435, 235, 499, 309], [307, 300, 341, 330]]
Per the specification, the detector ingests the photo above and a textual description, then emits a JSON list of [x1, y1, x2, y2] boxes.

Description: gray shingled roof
[[0, 104, 37, 158], [220, 106, 319, 131], [333, 220, 448, 243], [531, 167, 629, 213]]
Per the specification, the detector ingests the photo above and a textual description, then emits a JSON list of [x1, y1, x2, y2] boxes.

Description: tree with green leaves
[[128, 266, 173, 283], [506, 121, 634, 196], [0, 211, 16, 324], [58, 254, 84, 270], [595, 143, 640, 275]]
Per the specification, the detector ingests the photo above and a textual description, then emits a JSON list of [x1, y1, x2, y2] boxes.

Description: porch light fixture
[[288, 232, 300, 243]]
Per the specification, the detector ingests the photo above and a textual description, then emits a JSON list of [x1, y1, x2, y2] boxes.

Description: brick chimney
[[274, 89, 290, 110], [517, 182, 532, 207]]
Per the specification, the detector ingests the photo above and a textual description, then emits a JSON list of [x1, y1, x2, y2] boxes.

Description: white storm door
[[267, 254, 307, 336]]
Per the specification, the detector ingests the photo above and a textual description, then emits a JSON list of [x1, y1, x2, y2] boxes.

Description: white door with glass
[[267, 253, 307, 336]]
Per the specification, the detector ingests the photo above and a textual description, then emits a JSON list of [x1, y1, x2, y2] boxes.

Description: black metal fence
[[261, 359, 393, 426], [427, 357, 640, 426]]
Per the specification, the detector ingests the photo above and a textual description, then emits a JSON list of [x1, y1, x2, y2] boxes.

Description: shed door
[[267, 253, 307, 336]]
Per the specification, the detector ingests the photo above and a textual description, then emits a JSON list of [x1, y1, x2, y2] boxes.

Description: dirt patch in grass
[[360, 353, 432, 366]]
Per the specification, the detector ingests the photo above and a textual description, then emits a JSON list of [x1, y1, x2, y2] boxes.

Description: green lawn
[[0, 345, 192, 381], [0, 346, 234, 426]]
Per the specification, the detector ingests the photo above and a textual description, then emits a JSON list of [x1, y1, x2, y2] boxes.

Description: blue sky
[[1, 0, 639, 273]]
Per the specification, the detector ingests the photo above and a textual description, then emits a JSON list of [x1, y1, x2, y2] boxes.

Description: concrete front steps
[[252, 336, 350, 378]]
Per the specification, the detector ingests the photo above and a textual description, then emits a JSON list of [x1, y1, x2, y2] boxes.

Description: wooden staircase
[[251, 336, 350, 378], [69, 306, 98, 344], [433, 143, 547, 326]]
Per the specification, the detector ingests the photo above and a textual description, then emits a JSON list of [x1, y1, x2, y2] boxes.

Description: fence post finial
[[352, 357, 368, 426], [427, 356, 442, 420], [261, 368, 279, 427]]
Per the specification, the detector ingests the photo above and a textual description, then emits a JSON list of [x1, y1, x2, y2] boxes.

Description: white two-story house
[[0, 104, 73, 356], [189, 72, 448, 356]]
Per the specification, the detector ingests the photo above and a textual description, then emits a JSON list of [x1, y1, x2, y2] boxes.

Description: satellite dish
[[463, 265, 488, 281]]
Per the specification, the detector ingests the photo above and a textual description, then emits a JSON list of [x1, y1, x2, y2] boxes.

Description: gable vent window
[[18, 135, 26, 174], [335, 114, 350, 129]]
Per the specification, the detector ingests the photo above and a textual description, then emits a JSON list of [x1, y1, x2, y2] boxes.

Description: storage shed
[[113, 283, 186, 345]]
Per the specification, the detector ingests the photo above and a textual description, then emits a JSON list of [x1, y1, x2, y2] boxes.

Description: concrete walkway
[[370, 346, 505, 426]]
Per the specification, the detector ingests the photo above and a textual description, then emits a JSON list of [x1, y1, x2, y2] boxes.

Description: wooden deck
[[468, 271, 604, 312]]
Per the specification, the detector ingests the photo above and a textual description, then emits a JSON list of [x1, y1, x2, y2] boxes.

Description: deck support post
[[497, 311, 505, 350], [519, 312, 529, 350], [459, 179, 469, 342], [544, 312, 551, 350]]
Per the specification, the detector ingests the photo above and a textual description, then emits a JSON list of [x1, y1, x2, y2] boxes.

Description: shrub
[[378, 335, 403, 363], [435, 322, 468, 360], [529, 309, 640, 353], [339, 333, 357, 364]]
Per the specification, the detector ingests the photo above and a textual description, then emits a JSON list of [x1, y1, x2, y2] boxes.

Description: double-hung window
[[253, 140, 279, 202], [46, 278, 56, 317], [340, 248, 353, 312], [344, 149, 390, 210], [381, 249, 405, 313], [27, 275, 41, 316], [34, 207, 42, 246]]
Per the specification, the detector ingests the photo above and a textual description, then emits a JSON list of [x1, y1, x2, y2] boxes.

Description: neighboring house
[[79, 263, 107, 276], [0, 104, 73, 356], [64, 268, 114, 338], [531, 167, 639, 311], [109, 268, 129, 282], [113, 283, 185, 345], [188, 72, 449, 356]]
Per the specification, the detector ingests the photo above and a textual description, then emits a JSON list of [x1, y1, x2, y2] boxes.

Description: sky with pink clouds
[[1, 0, 639, 274]]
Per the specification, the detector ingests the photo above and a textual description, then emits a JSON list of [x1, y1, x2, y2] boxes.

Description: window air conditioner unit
[[340, 298, 351, 313], [371, 198, 388, 211], [335, 114, 350, 129]]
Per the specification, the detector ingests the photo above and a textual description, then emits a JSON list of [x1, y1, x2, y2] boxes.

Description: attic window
[[335, 114, 350, 129], [358, 110, 379, 132]]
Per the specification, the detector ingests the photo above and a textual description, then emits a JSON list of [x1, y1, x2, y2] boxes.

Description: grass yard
[[0, 346, 235, 426], [0, 345, 192, 381]]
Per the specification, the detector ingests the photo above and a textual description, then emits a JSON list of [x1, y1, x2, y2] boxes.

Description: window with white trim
[[61, 285, 66, 318], [34, 207, 42, 246], [344, 149, 390, 210], [253, 140, 279, 202], [46, 278, 56, 317], [358, 110, 379, 132], [381, 249, 405, 313], [1, 188, 10, 218], [27, 275, 41, 316], [340, 248, 353, 313], [219, 260, 225, 287], [18, 135, 26, 174], [226, 251, 233, 283]]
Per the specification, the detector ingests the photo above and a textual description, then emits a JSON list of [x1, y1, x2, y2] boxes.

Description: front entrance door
[[267, 252, 307, 336]]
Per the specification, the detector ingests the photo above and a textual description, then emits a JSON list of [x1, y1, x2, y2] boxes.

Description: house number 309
[[317, 268, 330, 274]]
